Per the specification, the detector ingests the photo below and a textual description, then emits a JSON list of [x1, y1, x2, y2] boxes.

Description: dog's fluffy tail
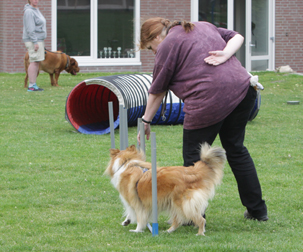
[[181, 143, 226, 223], [200, 142, 226, 186]]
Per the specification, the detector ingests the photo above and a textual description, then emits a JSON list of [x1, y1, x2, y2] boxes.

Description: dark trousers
[[183, 86, 267, 217]]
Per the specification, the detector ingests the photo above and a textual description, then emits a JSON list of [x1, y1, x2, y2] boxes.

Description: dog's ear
[[110, 148, 120, 157], [70, 58, 76, 66], [127, 145, 137, 152]]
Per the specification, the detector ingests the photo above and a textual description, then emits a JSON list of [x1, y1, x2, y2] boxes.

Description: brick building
[[0, 0, 302, 73]]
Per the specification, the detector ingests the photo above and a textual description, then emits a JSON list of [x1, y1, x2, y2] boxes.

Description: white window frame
[[191, 0, 198, 21], [51, 0, 141, 67]]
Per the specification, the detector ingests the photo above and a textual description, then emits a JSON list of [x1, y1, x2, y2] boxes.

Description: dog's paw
[[166, 227, 176, 233], [129, 229, 144, 233], [196, 232, 205, 236], [122, 219, 131, 226]]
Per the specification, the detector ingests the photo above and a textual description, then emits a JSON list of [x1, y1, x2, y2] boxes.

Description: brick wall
[[140, 0, 191, 72], [275, 0, 303, 72], [6, 1, 303, 74], [0, 0, 191, 74]]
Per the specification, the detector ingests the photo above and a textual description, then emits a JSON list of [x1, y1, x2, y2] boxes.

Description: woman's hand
[[137, 122, 151, 145], [204, 51, 229, 65], [136, 91, 167, 144], [34, 43, 39, 51], [204, 34, 244, 66]]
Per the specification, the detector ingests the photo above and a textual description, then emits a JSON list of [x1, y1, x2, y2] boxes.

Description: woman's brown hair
[[140, 17, 195, 50]]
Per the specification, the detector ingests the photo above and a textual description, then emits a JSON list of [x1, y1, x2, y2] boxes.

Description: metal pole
[[151, 132, 158, 236], [123, 107, 128, 148], [138, 118, 153, 233], [137, 118, 142, 150], [139, 120, 145, 154], [119, 105, 125, 150], [108, 102, 115, 149]]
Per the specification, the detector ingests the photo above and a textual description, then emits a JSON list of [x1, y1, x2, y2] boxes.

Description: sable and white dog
[[104, 143, 226, 236]]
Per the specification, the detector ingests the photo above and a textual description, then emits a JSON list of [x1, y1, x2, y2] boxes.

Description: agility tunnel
[[65, 74, 184, 135], [65, 74, 260, 135]]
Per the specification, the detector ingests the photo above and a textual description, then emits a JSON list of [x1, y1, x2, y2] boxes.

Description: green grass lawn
[[0, 71, 302, 251]]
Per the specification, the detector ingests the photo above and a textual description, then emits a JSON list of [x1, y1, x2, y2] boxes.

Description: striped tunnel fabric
[[65, 74, 260, 135], [65, 74, 184, 135]]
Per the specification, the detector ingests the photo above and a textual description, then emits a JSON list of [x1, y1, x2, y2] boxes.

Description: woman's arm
[[24, 10, 38, 44], [137, 91, 167, 142], [204, 34, 244, 66]]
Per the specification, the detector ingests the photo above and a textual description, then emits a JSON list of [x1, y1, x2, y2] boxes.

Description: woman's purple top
[[148, 22, 251, 130]]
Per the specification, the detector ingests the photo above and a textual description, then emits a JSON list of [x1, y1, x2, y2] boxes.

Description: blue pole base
[[152, 223, 159, 236]]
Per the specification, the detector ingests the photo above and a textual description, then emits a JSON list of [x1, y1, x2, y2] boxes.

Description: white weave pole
[[119, 105, 128, 150], [137, 118, 142, 150], [138, 119, 146, 154], [108, 102, 115, 149], [138, 119, 158, 235], [150, 132, 158, 236], [137, 118, 159, 236], [119, 105, 124, 150], [123, 106, 128, 148]]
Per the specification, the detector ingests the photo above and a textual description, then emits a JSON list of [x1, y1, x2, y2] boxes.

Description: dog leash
[[160, 91, 168, 121]]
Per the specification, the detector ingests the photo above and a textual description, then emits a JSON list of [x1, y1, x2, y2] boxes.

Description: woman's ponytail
[[170, 20, 195, 33]]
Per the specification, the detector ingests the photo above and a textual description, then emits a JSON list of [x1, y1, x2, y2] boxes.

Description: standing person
[[23, 0, 46, 91], [137, 17, 268, 221]]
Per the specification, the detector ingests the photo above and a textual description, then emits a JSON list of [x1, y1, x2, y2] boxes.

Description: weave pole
[[117, 116, 158, 236], [119, 105, 124, 150], [123, 106, 128, 148], [150, 132, 158, 236], [137, 118, 142, 150], [138, 119, 145, 154], [108, 102, 115, 149], [138, 120, 158, 236], [119, 105, 128, 150]]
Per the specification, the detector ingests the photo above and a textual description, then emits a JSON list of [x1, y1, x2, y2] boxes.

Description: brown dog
[[105, 143, 226, 236], [24, 50, 80, 87]]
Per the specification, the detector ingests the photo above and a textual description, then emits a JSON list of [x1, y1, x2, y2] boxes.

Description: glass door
[[245, 0, 274, 71]]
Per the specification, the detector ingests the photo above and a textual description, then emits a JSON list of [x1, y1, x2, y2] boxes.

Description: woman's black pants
[[183, 86, 267, 218]]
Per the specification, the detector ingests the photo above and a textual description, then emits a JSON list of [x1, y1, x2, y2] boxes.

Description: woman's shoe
[[244, 210, 268, 221]]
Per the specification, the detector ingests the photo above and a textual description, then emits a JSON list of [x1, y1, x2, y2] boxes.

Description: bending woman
[[138, 17, 268, 221]]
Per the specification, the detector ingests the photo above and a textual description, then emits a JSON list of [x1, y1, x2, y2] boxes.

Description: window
[[54, 0, 140, 66], [97, 0, 136, 59], [199, 0, 227, 28], [57, 0, 91, 56]]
